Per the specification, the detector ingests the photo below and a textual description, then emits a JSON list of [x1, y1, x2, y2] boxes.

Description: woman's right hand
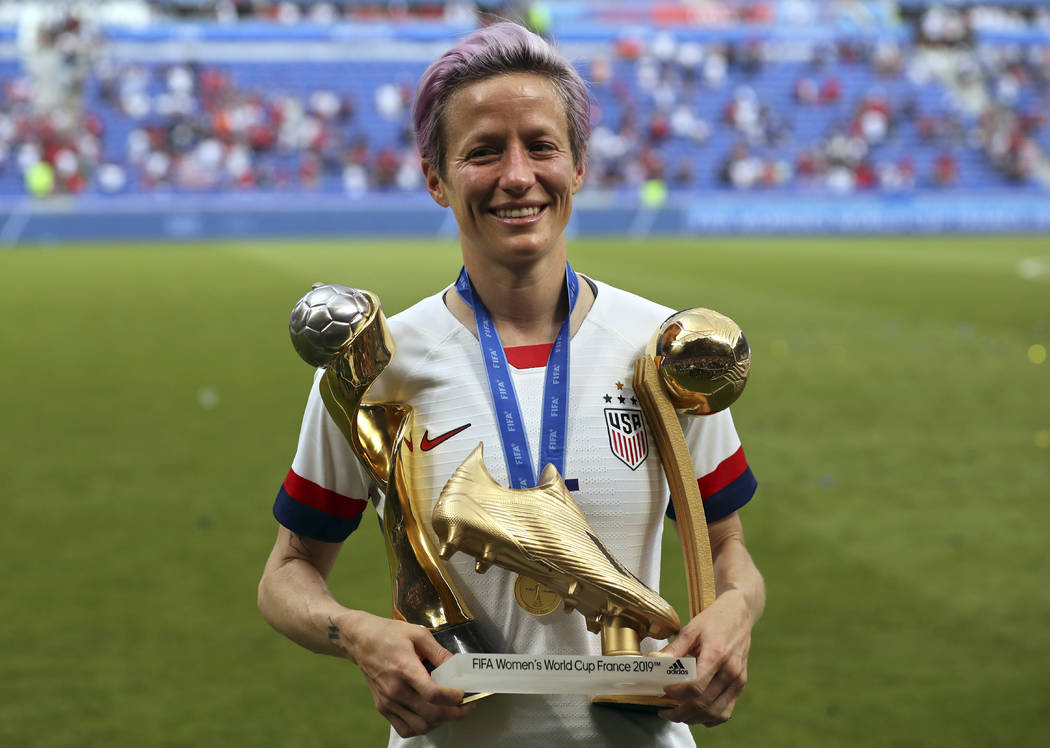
[[342, 611, 475, 738]]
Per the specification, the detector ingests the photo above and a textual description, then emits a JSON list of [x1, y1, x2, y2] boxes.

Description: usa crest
[[604, 408, 648, 470]]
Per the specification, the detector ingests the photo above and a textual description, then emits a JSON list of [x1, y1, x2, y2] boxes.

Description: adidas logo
[[665, 659, 690, 676]]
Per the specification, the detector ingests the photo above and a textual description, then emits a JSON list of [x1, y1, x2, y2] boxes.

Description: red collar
[[504, 343, 553, 369]]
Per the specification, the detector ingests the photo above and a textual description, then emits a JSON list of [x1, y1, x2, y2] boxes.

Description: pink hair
[[412, 22, 590, 176]]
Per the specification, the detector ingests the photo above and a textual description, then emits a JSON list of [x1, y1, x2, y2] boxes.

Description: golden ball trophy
[[289, 285, 749, 710]]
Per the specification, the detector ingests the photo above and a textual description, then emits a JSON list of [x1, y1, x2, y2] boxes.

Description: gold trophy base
[[461, 692, 492, 705], [591, 617, 680, 712]]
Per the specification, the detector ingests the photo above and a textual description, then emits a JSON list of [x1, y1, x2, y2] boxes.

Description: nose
[[499, 143, 534, 194]]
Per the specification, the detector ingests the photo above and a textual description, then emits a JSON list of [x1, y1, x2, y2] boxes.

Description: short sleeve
[[664, 407, 757, 524], [273, 370, 376, 542]]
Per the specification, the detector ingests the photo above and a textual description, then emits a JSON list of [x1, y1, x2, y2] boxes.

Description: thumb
[[655, 625, 700, 658], [413, 628, 455, 669], [655, 636, 690, 658]]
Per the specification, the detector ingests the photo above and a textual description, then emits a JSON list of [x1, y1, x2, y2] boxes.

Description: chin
[[499, 230, 563, 257], [501, 242, 559, 265]]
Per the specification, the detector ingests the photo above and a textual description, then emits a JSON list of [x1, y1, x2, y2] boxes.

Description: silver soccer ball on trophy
[[647, 308, 750, 416], [288, 283, 374, 368]]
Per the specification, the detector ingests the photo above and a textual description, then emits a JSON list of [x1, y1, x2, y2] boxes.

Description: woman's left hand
[[654, 588, 754, 726]]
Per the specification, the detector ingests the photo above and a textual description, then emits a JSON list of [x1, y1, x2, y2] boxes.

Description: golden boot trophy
[[288, 284, 498, 691], [432, 443, 681, 645], [429, 308, 750, 709]]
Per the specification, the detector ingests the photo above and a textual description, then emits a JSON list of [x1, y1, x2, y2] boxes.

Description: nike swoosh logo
[[420, 423, 472, 451]]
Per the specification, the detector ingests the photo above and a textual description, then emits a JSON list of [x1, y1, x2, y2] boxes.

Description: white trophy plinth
[[432, 653, 696, 696]]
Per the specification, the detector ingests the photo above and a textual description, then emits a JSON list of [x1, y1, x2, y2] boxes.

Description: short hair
[[412, 22, 591, 177]]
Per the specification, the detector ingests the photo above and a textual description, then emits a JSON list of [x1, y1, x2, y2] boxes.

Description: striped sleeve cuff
[[273, 469, 368, 543], [666, 446, 757, 524]]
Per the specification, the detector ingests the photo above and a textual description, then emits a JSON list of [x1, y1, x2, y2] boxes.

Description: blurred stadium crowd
[[1, 0, 1048, 200]]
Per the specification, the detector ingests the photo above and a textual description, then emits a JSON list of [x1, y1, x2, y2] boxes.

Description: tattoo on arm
[[719, 582, 740, 595], [327, 617, 340, 641], [288, 532, 314, 558]]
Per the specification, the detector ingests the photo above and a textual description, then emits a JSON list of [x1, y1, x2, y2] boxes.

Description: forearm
[[258, 526, 471, 738], [660, 512, 763, 723], [257, 529, 373, 663], [258, 559, 353, 658], [710, 515, 765, 628]]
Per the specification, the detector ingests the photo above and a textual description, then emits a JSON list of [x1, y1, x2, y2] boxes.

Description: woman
[[259, 22, 764, 747]]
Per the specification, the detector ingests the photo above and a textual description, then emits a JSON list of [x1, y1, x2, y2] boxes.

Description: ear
[[571, 147, 587, 194], [421, 160, 449, 207]]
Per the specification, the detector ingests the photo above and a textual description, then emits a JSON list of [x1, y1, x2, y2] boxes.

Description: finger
[[385, 673, 468, 727], [429, 686, 469, 708], [656, 636, 689, 658], [660, 674, 722, 721], [392, 667, 473, 724], [413, 626, 456, 669], [403, 665, 466, 709], [411, 688, 473, 723], [696, 665, 734, 705], [382, 698, 430, 738], [703, 676, 745, 724], [385, 711, 413, 739], [656, 623, 701, 658], [408, 632, 468, 708], [658, 688, 706, 725], [383, 681, 468, 736], [662, 655, 720, 702], [659, 699, 725, 727], [412, 631, 472, 703], [411, 666, 467, 709], [660, 666, 745, 726]]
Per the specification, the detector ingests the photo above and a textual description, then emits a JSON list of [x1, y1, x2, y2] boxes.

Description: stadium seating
[[0, 11, 1046, 198]]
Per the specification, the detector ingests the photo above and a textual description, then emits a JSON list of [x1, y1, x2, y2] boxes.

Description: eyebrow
[[455, 118, 566, 149]]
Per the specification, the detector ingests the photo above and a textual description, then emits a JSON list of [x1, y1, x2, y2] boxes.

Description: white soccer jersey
[[275, 277, 757, 748]]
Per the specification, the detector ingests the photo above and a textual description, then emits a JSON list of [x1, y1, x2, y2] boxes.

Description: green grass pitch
[[1, 235, 1048, 747]]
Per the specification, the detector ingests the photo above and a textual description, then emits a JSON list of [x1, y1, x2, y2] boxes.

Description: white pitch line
[[0, 199, 31, 247]]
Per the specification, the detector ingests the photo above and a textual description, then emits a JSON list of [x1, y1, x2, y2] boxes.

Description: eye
[[467, 146, 498, 160], [530, 141, 557, 153]]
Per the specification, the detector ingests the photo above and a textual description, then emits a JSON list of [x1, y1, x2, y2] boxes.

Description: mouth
[[491, 204, 547, 223]]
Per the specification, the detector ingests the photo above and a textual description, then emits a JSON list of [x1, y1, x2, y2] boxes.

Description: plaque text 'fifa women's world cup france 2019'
[[470, 656, 664, 674]]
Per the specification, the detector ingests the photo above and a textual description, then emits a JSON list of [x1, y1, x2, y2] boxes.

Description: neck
[[447, 258, 594, 347], [467, 260, 566, 346]]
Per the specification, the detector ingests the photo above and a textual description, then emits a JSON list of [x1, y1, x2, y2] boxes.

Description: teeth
[[495, 206, 541, 218]]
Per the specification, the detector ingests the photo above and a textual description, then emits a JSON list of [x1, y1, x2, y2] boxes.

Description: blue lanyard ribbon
[[455, 263, 578, 488]]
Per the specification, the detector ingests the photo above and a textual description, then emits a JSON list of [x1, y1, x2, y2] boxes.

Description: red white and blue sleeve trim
[[665, 446, 757, 524], [273, 469, 369, 543]]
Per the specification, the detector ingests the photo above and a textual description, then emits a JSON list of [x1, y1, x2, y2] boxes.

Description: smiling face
[[423, 72, 586, 274]]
